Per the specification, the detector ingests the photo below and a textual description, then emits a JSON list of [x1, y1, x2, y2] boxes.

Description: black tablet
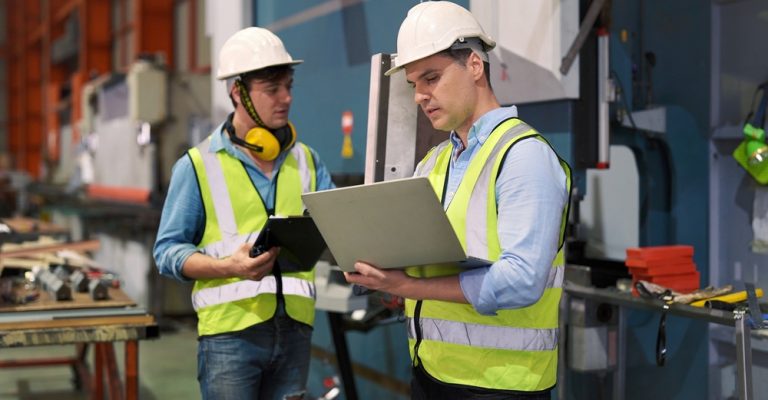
[[249, 216, 327, 273]]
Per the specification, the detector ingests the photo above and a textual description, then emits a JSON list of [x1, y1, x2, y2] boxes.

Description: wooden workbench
[[0, 287, 159, 400]]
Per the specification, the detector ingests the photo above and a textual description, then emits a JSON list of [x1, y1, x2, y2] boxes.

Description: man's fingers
[[353, 262, 372, 275], [355, 262, 386, 280], [252, 247, 279, 264], [343, 271, 361, 284], [247, 263, 273, 281]]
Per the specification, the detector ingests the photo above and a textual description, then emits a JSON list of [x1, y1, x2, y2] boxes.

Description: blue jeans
[[197, 305, 313, 400]]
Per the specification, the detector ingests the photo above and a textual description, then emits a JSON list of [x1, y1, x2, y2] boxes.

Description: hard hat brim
[[216, 59, 304, 80], [384, 64, 402, 77], [385, 34, 495, 77]]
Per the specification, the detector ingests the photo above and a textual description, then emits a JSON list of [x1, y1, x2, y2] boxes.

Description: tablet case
[[249, 216, 327, 273]]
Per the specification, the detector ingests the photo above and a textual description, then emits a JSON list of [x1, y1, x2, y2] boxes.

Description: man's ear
[[230, 84, 241, 107], [467, 52, 485, 83]]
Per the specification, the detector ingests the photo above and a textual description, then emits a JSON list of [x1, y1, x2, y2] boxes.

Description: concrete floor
[[0, 315, 410, 400], [0, 319, 200, 400]]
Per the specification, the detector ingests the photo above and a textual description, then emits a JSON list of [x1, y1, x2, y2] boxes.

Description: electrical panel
[[127, 61, 168, 125]]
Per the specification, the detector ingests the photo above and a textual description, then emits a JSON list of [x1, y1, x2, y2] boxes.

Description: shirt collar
[[209, 123, 227, 152], [449, 106, 519, 149]]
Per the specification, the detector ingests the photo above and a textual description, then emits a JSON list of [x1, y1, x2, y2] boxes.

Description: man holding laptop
[[343, 2, 572, 399]]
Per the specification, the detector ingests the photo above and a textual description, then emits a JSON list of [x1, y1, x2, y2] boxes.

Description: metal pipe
[[560, 0, 608, 75], [734, 312, 753, 400]]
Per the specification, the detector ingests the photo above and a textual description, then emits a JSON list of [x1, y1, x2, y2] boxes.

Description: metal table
[[561, 282, 754, 400]]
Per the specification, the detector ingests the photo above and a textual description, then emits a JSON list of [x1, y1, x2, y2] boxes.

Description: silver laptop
[[302, 177, 491, 272]]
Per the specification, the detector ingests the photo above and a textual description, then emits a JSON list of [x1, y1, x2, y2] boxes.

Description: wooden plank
[[0, 314, 155, 330], [0, 319, 157, 347], [0, 287, 135, 312], [1, 251, 99, 269], [0, 239, 100, 257], [0, 217, 68, 235], [0, 257, 47, 268], [2, 254, 96, 270]]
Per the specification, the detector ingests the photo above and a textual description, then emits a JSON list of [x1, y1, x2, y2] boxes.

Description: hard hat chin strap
[[235, 78, 268, 128]]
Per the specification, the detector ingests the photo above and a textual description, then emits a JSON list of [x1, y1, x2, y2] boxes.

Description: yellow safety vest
[[187, 135, 318, 336], [407, 118, 572, 391]]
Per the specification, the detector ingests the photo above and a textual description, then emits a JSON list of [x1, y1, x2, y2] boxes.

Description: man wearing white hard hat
[[345, 2, 571, 398], [154, 27, 334, 399]]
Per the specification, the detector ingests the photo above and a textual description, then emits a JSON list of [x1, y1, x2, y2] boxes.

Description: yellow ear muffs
[[245, 127, 281, 161], [244, 122, 297, 161], [233, 78, 298, 161]]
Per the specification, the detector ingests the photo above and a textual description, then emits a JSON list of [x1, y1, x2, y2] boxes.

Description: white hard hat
[[385, 1, 495, 76], [216, 27, 303, 80]]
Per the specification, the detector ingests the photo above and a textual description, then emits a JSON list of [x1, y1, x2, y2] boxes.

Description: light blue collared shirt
[[153, 125, 335, 281], [444, 106, 569, 315]]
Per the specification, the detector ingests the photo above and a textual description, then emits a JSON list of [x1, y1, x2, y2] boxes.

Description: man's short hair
[[228, 64, 295, 108], [438, 47, 492, 88], [241, 64, 294, 87]]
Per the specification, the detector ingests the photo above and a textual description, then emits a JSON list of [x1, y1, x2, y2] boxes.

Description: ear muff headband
[[230, 79, 297, 161]]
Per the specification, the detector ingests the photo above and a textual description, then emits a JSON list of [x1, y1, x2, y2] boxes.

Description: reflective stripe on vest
[[405, 262, 564, 347], [200, 232, 259, 260], [194, 140, 316, 257], [408, 118, 572, 391], [192, 276, 316, 311], [187, 136, 317, 336], [406, 317, 558, 351]]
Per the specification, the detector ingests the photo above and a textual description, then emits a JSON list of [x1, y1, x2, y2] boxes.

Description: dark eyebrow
[[260, 78, 293, 89], [406, 68, 438, 86]]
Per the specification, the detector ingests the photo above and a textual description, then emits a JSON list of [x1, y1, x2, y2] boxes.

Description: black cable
[[656, 304, 668, 366], [610, 69, 637, 130]]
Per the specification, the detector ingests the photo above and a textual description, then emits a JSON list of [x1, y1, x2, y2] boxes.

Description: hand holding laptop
[[301, 177, 491, 273], [345, 261, 410, 297]]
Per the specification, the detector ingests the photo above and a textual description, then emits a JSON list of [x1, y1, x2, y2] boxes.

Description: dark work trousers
[[410, 365, 552, 400]]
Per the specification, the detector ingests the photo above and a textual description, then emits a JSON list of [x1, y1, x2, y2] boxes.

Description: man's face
[[245, 74, 294, 129], [405, 54, 477, 133]]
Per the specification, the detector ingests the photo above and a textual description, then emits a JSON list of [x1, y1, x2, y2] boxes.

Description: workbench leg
[[125, 340, 139, 400], [103, 343, 124, 400], [92, 343, 104, 400], [735, 315, 753, 400], [328, 312, 358, 400], [74, 343, 92, 391]]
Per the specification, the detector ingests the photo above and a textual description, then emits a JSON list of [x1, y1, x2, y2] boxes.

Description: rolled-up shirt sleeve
[[460, 139, 568, 315], [153, 156, 205, 282], [308, 147, 336, 191]]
